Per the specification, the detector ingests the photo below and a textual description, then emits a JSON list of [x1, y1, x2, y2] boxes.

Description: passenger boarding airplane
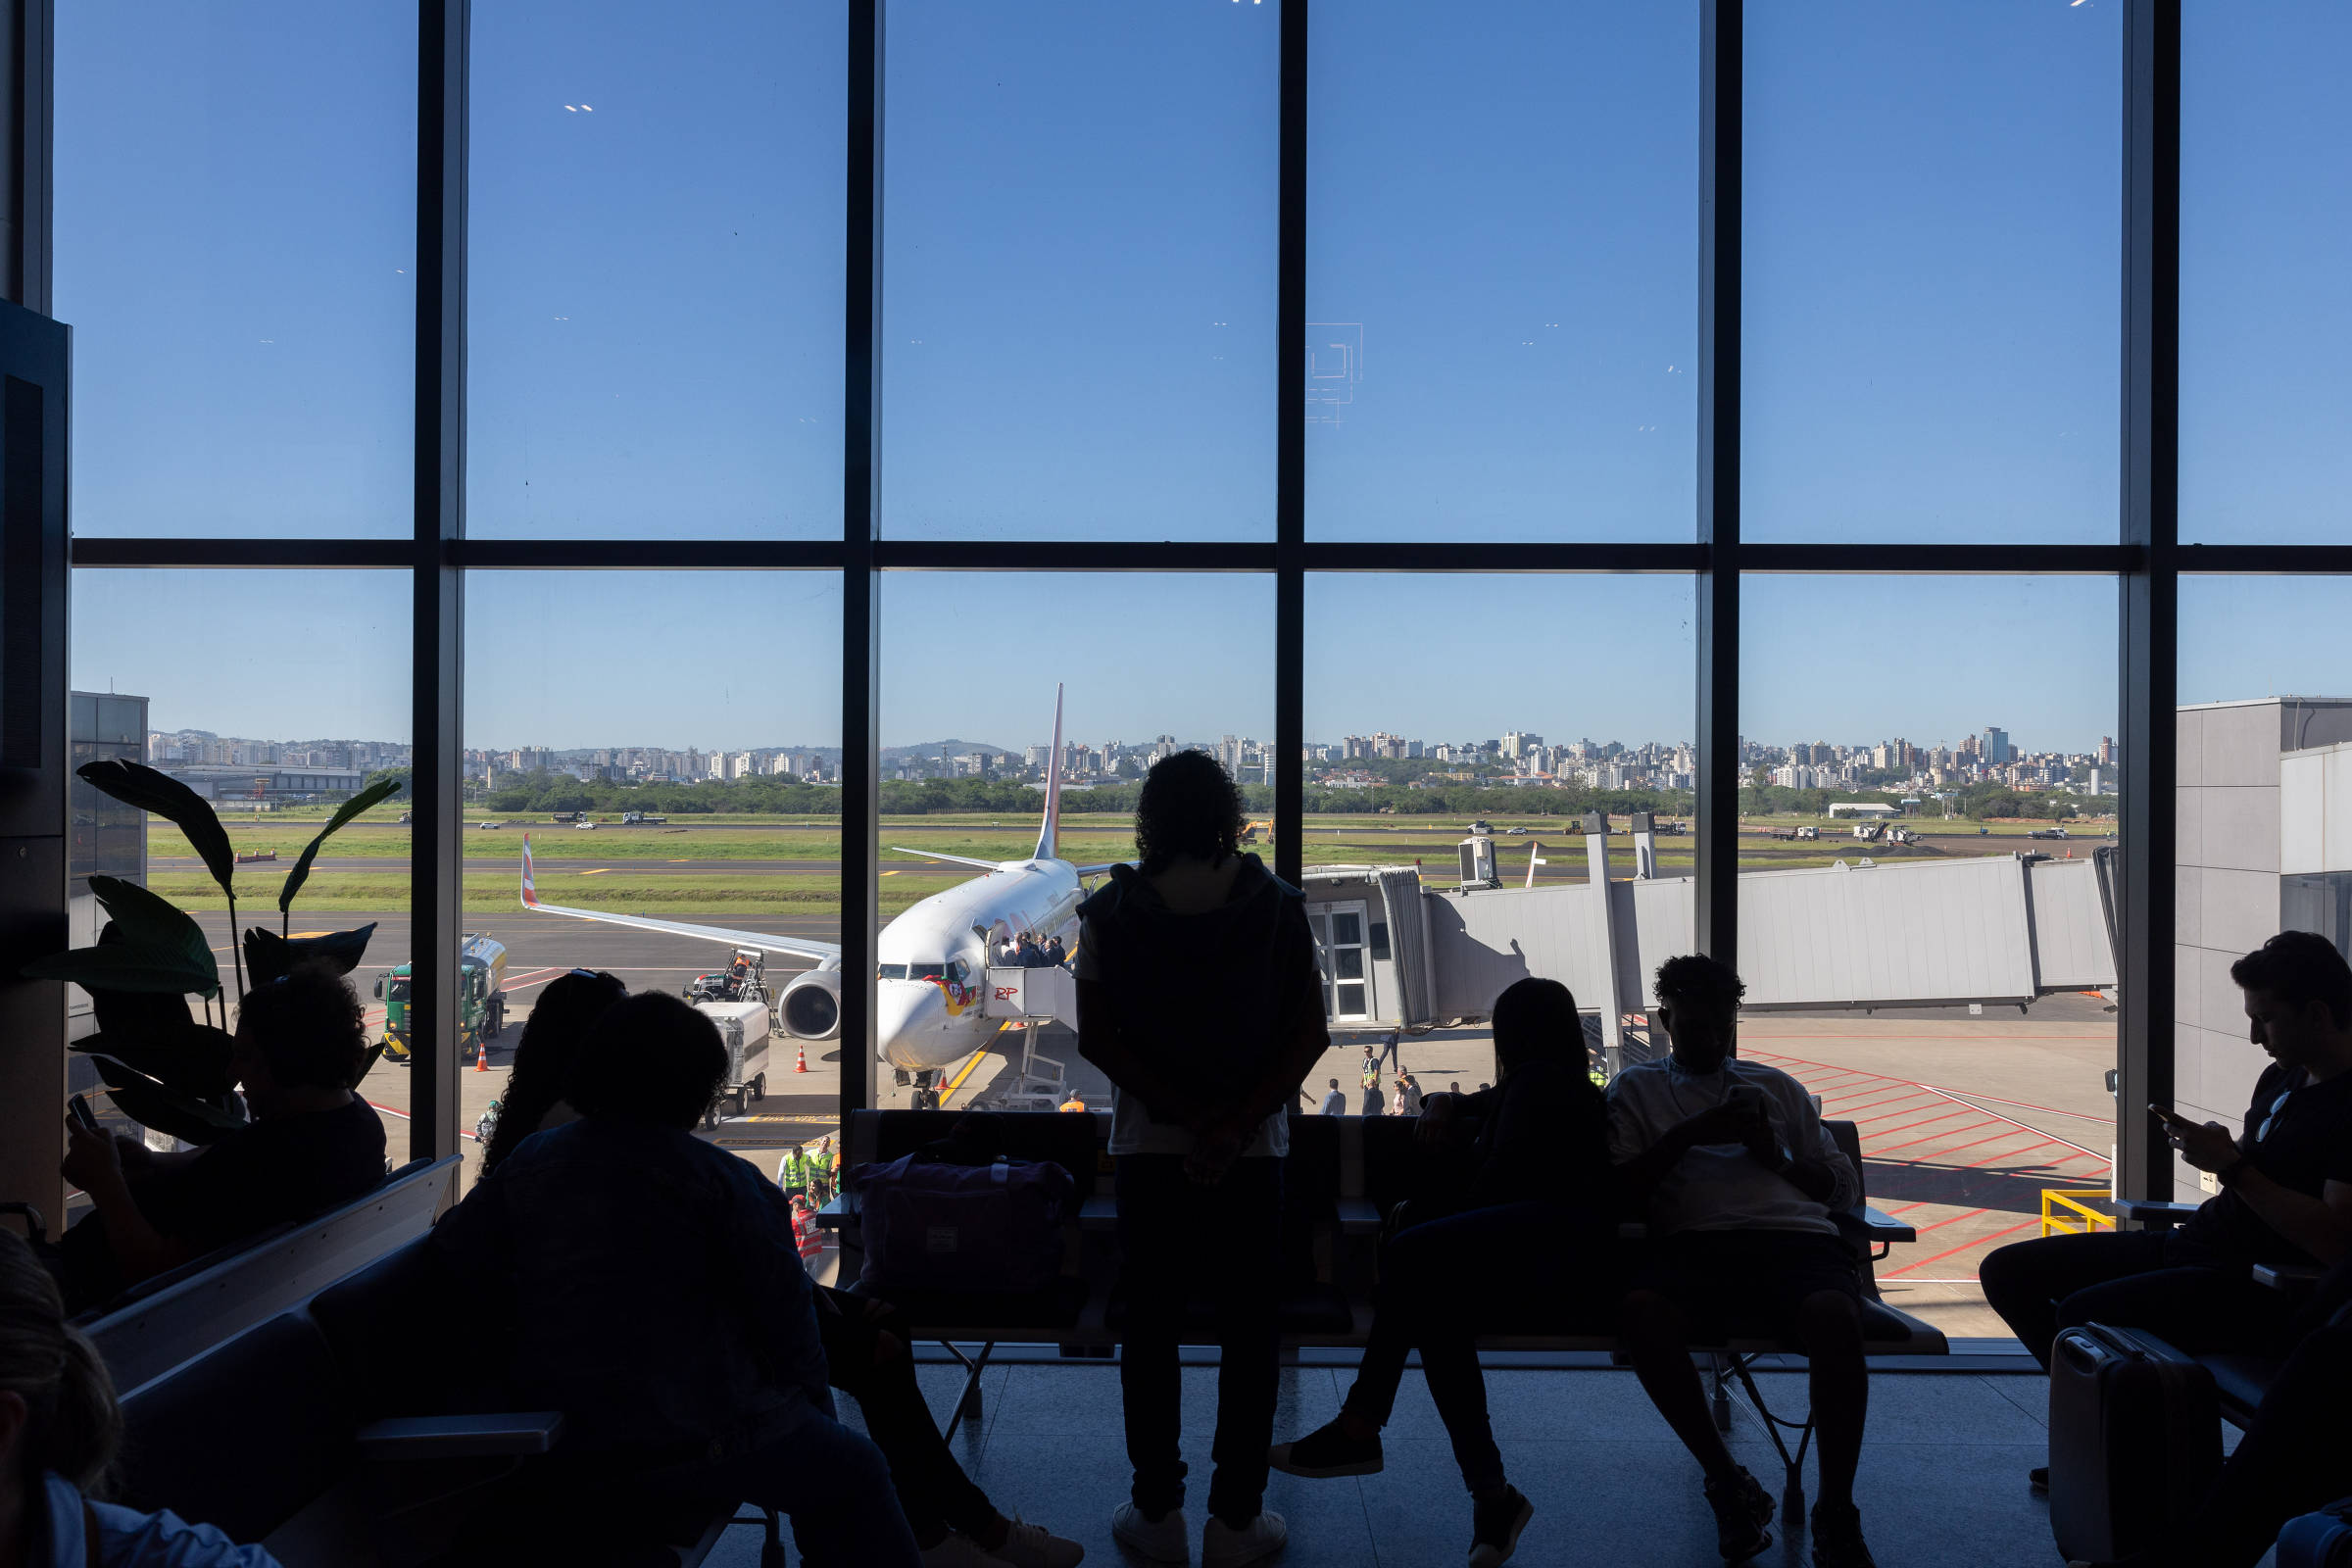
[[516, 686, 1118, 1109]]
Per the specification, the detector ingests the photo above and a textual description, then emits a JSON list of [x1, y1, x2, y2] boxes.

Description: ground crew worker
[[1059, 1092, 1088, 1114], [808, 1135, 836, 1205], [791, 1195, 824, 1267], [779, 1143, 809, 1201], [1360, 1045, 1384, 1116]]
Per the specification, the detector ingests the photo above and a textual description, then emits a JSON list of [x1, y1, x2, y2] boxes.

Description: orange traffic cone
[[794, 1044, 809, 1074], [474, 1038, 490, 1073]]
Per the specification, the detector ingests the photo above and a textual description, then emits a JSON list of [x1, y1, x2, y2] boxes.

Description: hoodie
[[1075, 853, 1326, 1157]]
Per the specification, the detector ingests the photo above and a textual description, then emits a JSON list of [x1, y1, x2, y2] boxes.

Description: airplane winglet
[[1034, 681, 1064, 863], [520, 833, 538, 907]]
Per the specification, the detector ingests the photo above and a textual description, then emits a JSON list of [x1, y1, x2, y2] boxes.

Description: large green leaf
[[72, 1022, 237, 1102], [87, 973, 200, 1043], [24, 944, 220, 994], [278, 779, 402, 914], [243, 923, 377, 988], [76, 759, 235, 898], [88, 876, 220, 998], [87, 1056, 247, 1146]]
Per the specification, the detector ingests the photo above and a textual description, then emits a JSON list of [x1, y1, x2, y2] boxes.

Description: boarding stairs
[[981, 964, 1074, 1110]]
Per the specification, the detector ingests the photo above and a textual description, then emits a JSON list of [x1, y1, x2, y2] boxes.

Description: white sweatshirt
[[1606, 1055, 1859, 1237]]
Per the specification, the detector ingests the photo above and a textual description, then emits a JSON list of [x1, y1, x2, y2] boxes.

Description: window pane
[[1742, 575, 2121, 1338], [1742, 3, 2120, 543], [878, 571, 1273, 1109], [467, 2, 847, 539], [1307, 2, 1697, 542], [882, 2, 1277, 541], [2179, 578, 2352, 1198], [69, 570, 413, 1165], [57, 3, 416, 539], [464, 571, 842, 1190], [1307, 572, 1695, 1096], [2180, 2, 2352, 543]]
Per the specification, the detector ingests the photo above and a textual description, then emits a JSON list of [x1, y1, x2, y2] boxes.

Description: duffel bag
[[849, 1152, 1074, 1295]]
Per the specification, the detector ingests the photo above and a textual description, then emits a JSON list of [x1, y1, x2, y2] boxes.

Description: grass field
[[137, 806, 2109, 914]]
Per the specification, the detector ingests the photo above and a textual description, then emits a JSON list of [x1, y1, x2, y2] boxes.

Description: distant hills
[[880, 739, 1006, 760]]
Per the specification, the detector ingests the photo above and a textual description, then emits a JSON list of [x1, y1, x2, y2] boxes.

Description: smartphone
[[67, 1093, 100, 1134], [2148, 1102, 2193, 1130]]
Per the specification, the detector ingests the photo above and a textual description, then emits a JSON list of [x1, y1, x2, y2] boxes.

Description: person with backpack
[[1076, 751, 1330, 1568]]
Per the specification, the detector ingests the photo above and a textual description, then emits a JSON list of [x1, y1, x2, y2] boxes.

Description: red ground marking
[[1853, 1103, 1975, 1133], [1910, 1207, 1990, 1236], [1819, 1087, 1941, 1115], [1881, 1214, 2044, 1278], [1872, 1122, 2038, 1162]]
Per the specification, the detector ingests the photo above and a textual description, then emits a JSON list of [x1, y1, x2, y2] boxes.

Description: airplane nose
[[877, 983, 946, 1065]]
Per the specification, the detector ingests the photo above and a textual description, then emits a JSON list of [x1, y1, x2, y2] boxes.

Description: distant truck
[[1762, 824, 1820, 842], [694, 999, 772, 1125], [621, 810, 667, 825], [2028, 826, 2071, 840], [548, 811, 582, 823], [374, 933, 509, 1062]]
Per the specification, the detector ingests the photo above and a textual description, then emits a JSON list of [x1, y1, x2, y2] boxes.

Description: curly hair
[[237, 959, 368, 1090], [483, 968, 627, 1174], [1653, 953, 1746, 1011], [0, 1229, 121, 1496], [1134, 749, 1245, 874], [2230, 930, 2352, 1029]]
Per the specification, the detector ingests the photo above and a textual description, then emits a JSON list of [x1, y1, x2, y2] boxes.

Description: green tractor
[[374, 933, 510, 1062]]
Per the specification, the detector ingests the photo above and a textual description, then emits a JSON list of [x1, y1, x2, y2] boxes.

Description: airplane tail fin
[[520, 834, 539, 907], [1034, 682, 1064, 862]]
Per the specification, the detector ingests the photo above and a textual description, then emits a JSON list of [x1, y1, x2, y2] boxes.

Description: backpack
[[847, 1153, 1075, 1296]]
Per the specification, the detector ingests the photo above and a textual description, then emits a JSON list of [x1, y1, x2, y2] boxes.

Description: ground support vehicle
[[375, 933, 509, 1062], [695, 999, 772, 1125]]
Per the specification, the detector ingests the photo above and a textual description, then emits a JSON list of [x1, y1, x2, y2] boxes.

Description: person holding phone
[[1606, 954, 1877, 1568], [1982, 930, 2352, 1496]]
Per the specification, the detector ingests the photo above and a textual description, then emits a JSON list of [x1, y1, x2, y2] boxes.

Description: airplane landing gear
[[909, 1070, 938, 1112], [893, 1067, 910, 1087]]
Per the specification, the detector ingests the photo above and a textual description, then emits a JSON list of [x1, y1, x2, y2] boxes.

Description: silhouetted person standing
[[1076, 751, 1329, 1568]]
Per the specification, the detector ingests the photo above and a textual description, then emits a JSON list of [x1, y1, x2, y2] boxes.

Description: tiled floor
[[705, 1358, 2104, 1567]]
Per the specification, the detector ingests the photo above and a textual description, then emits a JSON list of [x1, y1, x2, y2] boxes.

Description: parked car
[[477, 820, 503, 830]]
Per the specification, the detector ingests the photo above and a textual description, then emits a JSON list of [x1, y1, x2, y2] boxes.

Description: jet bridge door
[[1315, 902, 1376, 1022]]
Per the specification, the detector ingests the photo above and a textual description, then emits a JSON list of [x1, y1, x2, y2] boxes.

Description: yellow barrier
[[2040, 1188, 2117, 1238]]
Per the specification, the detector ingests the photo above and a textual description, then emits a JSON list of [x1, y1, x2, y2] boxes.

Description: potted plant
[[23, 761, 399, 1144]]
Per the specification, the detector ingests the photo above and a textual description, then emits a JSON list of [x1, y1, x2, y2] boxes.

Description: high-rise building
[[1982, 726, 2012, 765]]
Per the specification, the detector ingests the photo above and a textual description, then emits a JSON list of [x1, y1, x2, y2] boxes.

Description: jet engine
[[776, 968, 842, 1040]]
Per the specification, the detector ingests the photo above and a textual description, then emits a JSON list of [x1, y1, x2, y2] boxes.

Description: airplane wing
[[888, 846, 1005, 872], [519, 835, 841, 966], [1068, 861, 1124, 877]]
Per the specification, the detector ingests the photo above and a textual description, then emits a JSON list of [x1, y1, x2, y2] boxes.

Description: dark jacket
[[1075, 854, 1326, 1126], [1447, 1058, 1610, 1210], [430, 1118, 830, 1460]]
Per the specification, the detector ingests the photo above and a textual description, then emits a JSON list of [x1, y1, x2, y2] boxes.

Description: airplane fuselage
[[875, 857, 1085, 1074]]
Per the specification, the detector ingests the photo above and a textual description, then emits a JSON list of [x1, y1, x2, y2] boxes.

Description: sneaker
[[1467, 1486, 1534, 1568], [1267, 1418, 1385, 1479], [1809, 1502, 1880, 1568], [1200, 1511, 1287, 1568], [1111, 1503, 1190, 1565], [1702, 1467, 1775, 1563], [990, 1517, 1085, 1568], [919, 1535, 1017, 1568], [2030, 1465, 2051, 1495]]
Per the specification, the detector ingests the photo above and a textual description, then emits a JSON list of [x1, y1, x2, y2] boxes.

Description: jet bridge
[[1302, 819, 2119, 1057]]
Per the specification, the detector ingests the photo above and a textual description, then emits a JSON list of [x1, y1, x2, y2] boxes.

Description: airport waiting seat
[[115, 1235, 780, 1568]]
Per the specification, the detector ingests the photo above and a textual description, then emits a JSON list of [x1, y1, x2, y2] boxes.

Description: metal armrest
[[1079, 1196, 1119, 1230], [2254, 1262, 2326, 1293], [1336, 1199, 1382, 1235], [814, 1196, 856, 1231], [2119, 1200, 2202, 1228], [354, 1412, 564, 1460], [1859, 1205, 1916, 1245]]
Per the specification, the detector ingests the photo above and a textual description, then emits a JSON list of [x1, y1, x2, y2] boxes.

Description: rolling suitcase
[[2048, 1323, 2223, 1564], [2278, 1498, 2352, 1568]]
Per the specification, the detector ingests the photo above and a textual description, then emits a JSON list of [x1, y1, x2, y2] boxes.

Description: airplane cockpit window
[[946, 957, 971, 985], [877, 963, 907, 980], [910, 963, 946, 980]]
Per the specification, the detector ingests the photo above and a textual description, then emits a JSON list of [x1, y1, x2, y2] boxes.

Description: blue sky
[[51, 1, 2352, 749]]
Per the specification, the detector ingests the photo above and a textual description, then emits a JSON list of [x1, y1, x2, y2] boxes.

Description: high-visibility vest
[[793, 1208, 823, 1264], [783, 1152, 808, 1187], [1059, 1097, 1086, 1113], [1361, 1063, 1381, 1092], [809, 1150, 834, 1185]]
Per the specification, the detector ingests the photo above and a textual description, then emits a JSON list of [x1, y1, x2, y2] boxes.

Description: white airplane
[[515, 685, 1118, 1108]]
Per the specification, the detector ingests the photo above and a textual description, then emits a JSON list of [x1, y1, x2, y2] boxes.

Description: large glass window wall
[[55, 1, 2329, 1233]]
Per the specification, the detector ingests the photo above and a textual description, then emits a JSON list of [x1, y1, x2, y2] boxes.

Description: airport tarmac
[[104, 902, 2130, 1343]]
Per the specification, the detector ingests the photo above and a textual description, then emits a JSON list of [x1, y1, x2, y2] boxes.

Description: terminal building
[[1, 6, 2348, 1566]]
